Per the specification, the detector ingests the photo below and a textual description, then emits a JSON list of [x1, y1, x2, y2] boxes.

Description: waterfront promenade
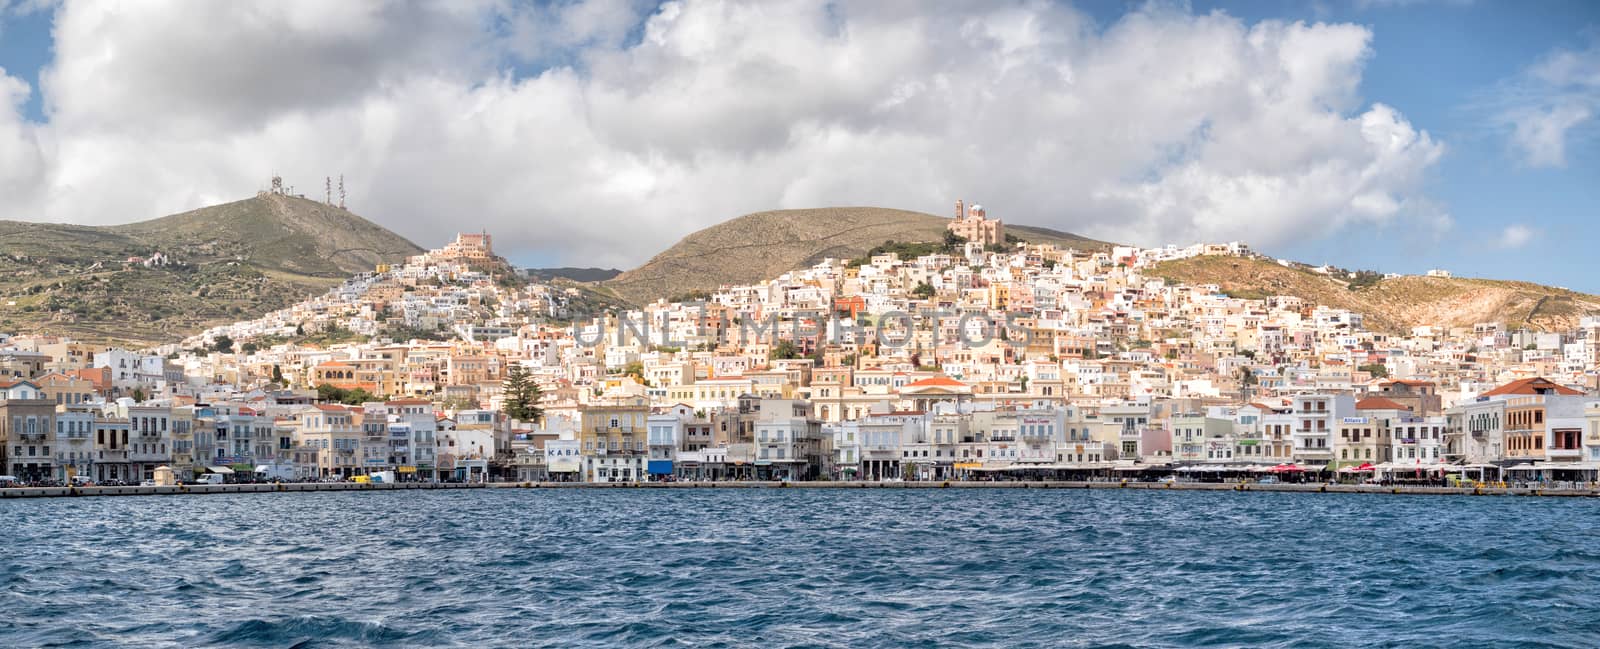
[[4, 480, 1599, 498]]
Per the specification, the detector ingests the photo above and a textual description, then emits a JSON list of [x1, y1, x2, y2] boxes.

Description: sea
[[2, 489, 1597, 648]]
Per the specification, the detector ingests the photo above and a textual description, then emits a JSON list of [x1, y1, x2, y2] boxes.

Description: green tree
[[270, 365, 285, 386], [502, 365, 544, 423], [770, 340, 800, 360], [942, 230, 967, 251], [911, 282, 935, 299], [131, 387, 147, 402], [1358, 363, 1389, 378], [315, 383, 376, 405], [622, 361, 649, 385], [212, 335, 234, 354], [316, 383, 344, 402]]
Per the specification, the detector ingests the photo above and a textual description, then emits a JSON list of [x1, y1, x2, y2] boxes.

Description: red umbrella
[[1351, 463, 1376, 473], [1269, 463, 1304, 473]]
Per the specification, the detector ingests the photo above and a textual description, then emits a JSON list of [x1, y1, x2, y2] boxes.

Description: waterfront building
[[92, 418, 132, 483], [646, 411, 684, 480], [117, 402, 172, 483], [752, 398, 827, 480], [1170, 413, 1234, 464], [53, 407, 96, 482], [296, 405, 362, 478], [1, 379, 56, 480], [1390, 415, 1447, 469], [578, 396, 649, 482], [1289, 393, 1356, 468]]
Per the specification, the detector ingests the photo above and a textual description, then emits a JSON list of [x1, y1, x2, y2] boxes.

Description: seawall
[[0, 482, 488, 498], [3, 481, 1598, 498]]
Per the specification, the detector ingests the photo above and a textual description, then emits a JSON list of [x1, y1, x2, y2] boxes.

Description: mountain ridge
[[0, 194, 423, 346], [602, 206, 1113, 304], [1152, 255, 1600, 333]]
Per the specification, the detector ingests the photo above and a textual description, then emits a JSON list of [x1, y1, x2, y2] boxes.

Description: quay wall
[[0, 482, 487, 498], [3, 481, 1598, 498]]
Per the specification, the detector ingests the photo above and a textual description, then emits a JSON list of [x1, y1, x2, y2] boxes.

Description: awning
[[206, 466, 235, 474], [1533, 461, 1600, 471]]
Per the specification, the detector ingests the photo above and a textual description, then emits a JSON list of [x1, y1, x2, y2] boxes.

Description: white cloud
[[1497, 224, 1537, 249], [1, 0, 1448, 269], [1499, 41, 1600, 168], [1509, 102, 1592, 168], [0, 66, 45, 203], [1353, 0, 1474, 9]]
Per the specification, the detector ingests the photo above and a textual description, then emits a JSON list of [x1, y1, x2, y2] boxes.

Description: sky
[[0, 0, 1597, 289]]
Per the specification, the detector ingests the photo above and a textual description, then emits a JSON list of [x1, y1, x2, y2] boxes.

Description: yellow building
[[295, 405, 362, 478], [579, 396, 651, 456], [578, 396, 651, 482]]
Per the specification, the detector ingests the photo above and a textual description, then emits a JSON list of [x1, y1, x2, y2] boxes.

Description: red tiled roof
[[903, 376, 968, 389], [1480, 377, 1583, 397], [1355, 397, 1411, 411]]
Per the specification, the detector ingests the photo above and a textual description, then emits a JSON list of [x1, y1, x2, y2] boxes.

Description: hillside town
[[4, 202, 1600, 486]]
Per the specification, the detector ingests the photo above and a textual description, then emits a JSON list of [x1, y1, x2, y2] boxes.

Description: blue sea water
[[2, 489, 1598, 648]]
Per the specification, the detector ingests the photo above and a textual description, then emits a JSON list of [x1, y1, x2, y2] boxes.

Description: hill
[[0, 194, 423, 346], [1152, 256, 1600, 333], [603, 206, 1110, 304], [525, 267, 623, 283]]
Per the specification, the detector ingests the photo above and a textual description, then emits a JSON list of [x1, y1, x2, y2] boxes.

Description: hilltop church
[[946, 199, 1004, 248]]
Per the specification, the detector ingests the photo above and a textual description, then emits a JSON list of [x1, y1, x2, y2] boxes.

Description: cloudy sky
[[1, 0, 1597, 288]]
